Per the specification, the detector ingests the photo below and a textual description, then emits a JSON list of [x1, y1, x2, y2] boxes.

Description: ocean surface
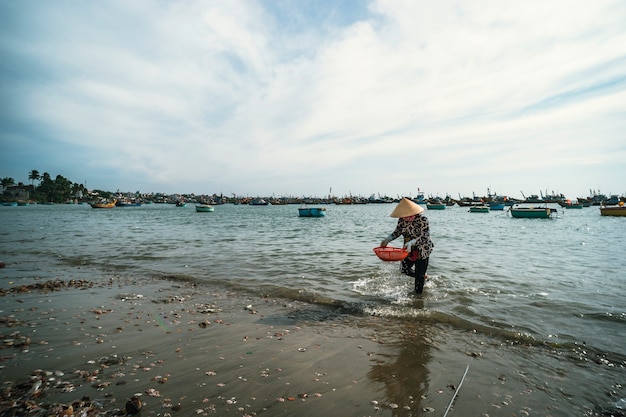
[[1, 202, 625, 414]]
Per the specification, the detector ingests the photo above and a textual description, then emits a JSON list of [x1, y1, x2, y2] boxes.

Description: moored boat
[[334, 197, 353, 205], [509, 206, 555, 219], [426, 199, 446, 210], [195, 204, 215, 212], [600, 203, 626, 217], [454, 199, 485, 207], [116, 200, 142, 207], [426, 203, 446, 210], [412, 189, 427, 205], [558, 199, 586, 208], [488, 202, 505, 210], [90, 200, 117, 209], [442, 195, 456, 206], [250, 199, 270, 206], [298, 207, 326, 217], [469, 205, 489, 213]]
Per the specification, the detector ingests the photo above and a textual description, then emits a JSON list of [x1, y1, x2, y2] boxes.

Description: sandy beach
[[0, 274, 621, 417]]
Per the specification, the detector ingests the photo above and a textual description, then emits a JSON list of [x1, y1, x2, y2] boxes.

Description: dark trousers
[[401, 257, 429, 293]]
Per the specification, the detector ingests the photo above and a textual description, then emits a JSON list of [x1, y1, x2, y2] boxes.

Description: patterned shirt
[[389, 215, 434, 259]]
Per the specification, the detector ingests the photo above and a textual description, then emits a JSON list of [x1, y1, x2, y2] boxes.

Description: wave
[[583, 311, 626, 324]]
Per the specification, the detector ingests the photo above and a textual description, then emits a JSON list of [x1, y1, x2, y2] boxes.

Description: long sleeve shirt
[[389, 215, 434, 259]]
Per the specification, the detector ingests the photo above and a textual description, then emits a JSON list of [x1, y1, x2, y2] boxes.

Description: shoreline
[[0, 275, 623, 416]]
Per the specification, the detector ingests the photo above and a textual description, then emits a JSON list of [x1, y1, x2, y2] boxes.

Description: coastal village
[[2, 182, 625, 208], [2, 169, 625, 208]]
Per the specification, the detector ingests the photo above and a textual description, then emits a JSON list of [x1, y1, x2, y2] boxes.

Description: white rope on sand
[[442, 364, 470, 417]]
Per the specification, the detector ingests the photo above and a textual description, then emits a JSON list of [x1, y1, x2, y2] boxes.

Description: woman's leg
[[400, 258, 414, 276], [413, 258, 429, 293]]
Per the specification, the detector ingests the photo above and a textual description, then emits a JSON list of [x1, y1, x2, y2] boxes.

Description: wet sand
[[0, 275, 620, 416]]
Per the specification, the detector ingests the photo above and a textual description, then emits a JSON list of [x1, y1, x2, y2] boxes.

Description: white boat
[[195, 204, 214, 212]]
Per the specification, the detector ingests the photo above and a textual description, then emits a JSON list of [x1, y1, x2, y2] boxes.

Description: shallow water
[[1, 202, 625, 414]]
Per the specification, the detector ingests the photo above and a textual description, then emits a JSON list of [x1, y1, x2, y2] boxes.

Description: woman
[[380, 198, 434, 294]]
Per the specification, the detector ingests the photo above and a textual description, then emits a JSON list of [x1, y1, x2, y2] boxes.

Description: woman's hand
[[404, 238, 417, 252]]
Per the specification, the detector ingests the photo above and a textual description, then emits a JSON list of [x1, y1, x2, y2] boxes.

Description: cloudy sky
[[1, 0, 625, 199]]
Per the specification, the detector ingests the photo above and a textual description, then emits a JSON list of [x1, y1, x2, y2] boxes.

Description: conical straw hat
[[390, 198, 425, 218]]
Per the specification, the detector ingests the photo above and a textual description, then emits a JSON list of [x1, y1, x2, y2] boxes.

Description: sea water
[[1, 202, 625, 413]]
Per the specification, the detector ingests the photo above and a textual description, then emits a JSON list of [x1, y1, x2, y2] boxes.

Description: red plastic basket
[[373, 246, 409, 262]]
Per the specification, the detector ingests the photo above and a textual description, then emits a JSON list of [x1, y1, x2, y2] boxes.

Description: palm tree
[[1, 177, 15, 188], [28, 170, 40, 188]]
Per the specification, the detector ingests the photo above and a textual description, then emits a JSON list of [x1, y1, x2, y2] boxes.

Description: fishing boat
[[90, 200, 117, 209], [195, 204, 215, 212], [333, 197, 353, 205], [426, 203, 446, 210], [426, 199, 446, 210], [2, 202, 18, 206], [116, 200, 142, 207], [298, 207, 326, 217], [557, 199, 585, 208], [454, 191, 487, 207], [442, 195, 457, 206], [600, 204, 626, 217], [488, 202, 505, 210], [175, 201, 187, 207], [509, 206, 555, 219], [250, 198, 270, 206], [469, 205, 489, 213], [413, 189, 427, 205]]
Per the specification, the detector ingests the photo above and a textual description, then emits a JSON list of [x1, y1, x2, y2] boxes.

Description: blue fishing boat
[[413, 189, 427, 205], [298, 207, 326, 217]]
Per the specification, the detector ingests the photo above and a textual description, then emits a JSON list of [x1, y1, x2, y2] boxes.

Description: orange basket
[[373, 246, 409, 262]]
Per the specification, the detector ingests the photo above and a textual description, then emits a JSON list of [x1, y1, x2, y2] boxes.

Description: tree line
[[1, 169, 99, 203]]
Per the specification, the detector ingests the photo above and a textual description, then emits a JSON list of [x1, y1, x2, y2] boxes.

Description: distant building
[[2, 185, 31, 201]]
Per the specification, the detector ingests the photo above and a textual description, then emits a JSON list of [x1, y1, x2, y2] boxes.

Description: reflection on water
[[368, 331, 432, 415]]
